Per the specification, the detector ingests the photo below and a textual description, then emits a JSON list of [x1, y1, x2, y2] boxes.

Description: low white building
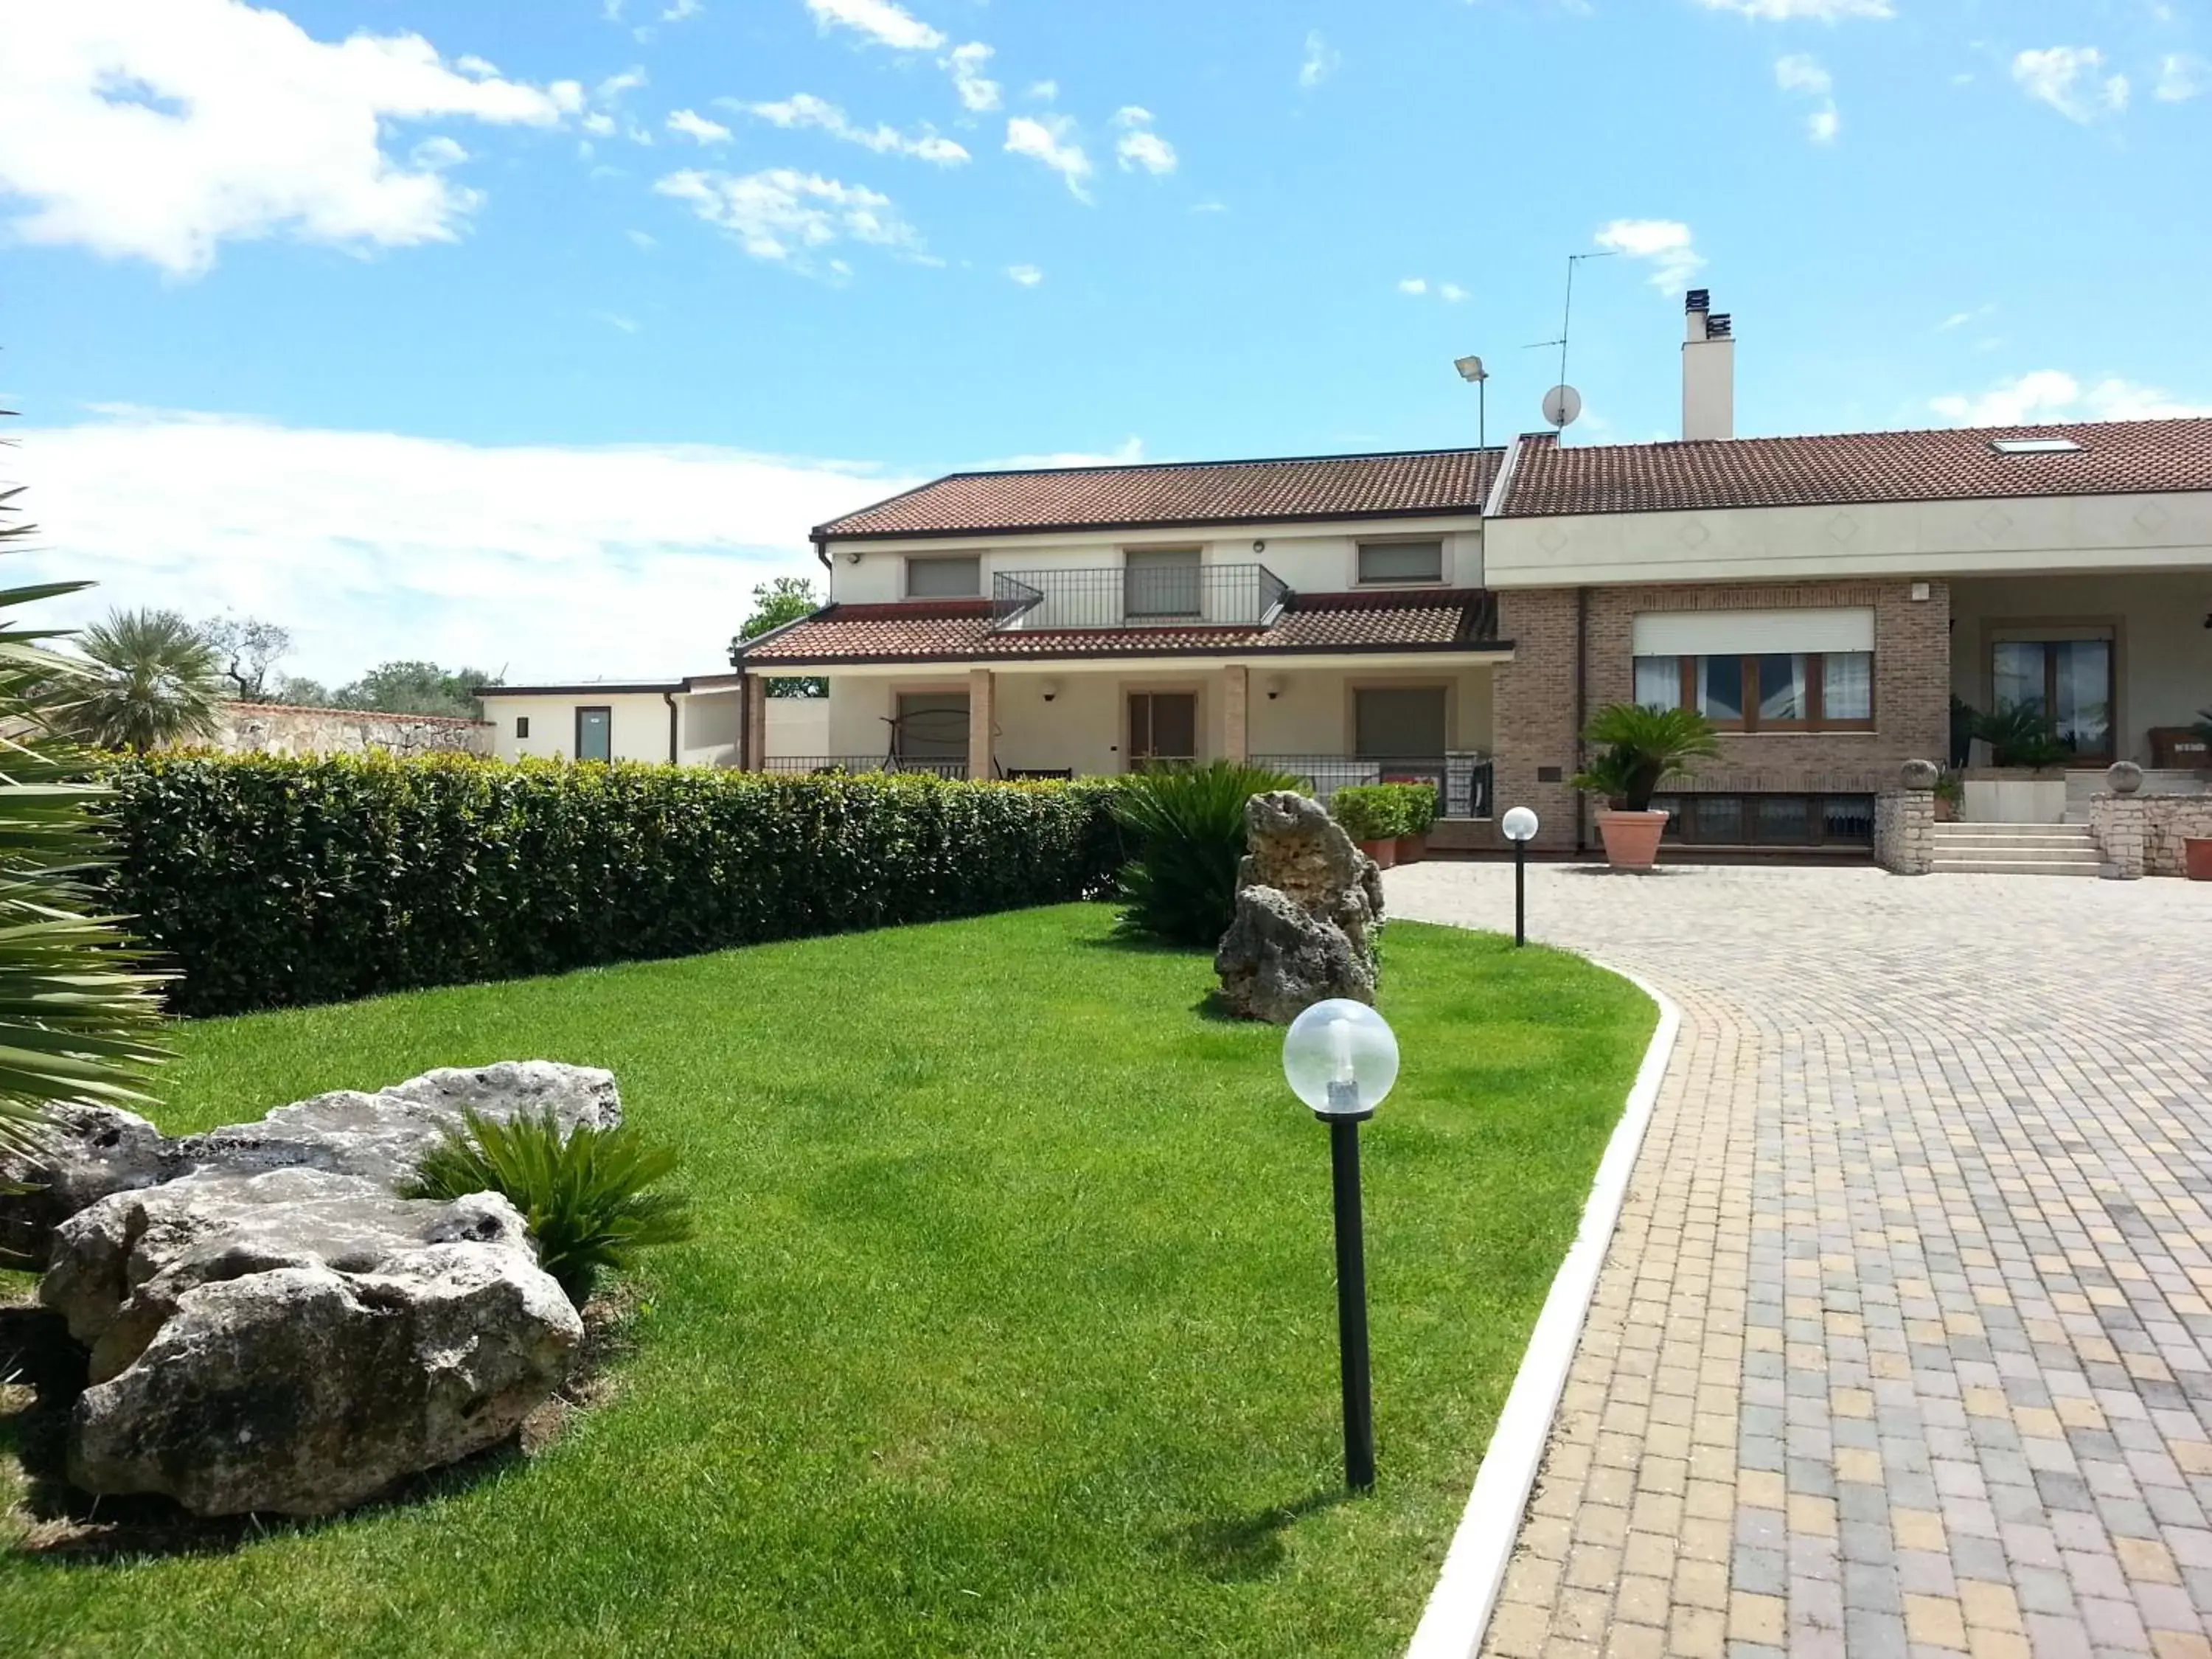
[[476, 676, 827, 767]]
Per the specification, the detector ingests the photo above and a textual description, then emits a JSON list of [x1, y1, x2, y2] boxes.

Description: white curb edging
[[1403, 963, 1683, 1659]]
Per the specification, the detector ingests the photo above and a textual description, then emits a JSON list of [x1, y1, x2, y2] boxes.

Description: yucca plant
[[0, 429, 173, 1178], [403, 1107, 695, 1303], [57, 606, 226, 753], [1573, 703, 1722, 812], [1110, 761, 1300, 946]]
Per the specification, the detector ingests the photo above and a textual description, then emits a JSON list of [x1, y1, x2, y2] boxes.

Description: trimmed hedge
[[100, 754, 1125, 1017], [1328, 782, 1437, 842]]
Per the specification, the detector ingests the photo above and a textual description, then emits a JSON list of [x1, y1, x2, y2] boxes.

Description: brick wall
[[1492, 578, 1951, 852]]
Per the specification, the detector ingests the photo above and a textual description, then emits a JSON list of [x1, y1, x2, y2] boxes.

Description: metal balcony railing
[[1252, 754, 1495, 820], [757, 755, 969, 781], [991, 563, 1290, 632]]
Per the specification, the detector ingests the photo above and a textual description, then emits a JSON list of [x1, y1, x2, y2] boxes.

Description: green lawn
[[0, 905, 1652, 1659]]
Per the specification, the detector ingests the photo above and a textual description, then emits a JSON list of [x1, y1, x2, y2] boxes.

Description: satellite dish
[[1542, 384, 1583, 429]]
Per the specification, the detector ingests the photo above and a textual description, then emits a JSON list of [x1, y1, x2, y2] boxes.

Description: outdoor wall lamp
[[1501, 807, 1540, 947], [1041, 680, 1060, 703], [1283, 998, 1400, 1493], [1265, 675, 1286, 701]]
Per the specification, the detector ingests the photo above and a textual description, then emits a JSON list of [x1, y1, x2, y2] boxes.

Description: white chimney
[[1682, 288, 1735, 442]]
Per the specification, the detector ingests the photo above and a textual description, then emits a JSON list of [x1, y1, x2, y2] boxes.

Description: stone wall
[[1874, 787, 1935, 875], [2090, 794, 2212, 879], [214, 702, 493, 759]]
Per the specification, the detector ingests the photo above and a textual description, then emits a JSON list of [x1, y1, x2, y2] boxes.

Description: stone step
[[1938, 821, 2095, 836], [1930, 858, 2107, 877], [1934, 832, 2101, 852]]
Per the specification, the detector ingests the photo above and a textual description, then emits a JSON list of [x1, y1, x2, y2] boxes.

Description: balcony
[[992, 563, 1290, 632]]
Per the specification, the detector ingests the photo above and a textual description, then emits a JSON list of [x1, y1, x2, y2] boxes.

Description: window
[[906, 554, 981, 598], [1354, 686, 1448, 759], [1633, 652, 1875, 731], [515, 716, 531, 740], [575, 706, 612, 763], [892, 693, 970, 767], [1991, 635, 2113, 761], [1127, 692, 1197, 767], [1357, 540, 1444, 585], [1990, 437, 2082, 455], [1124, 549, 1202, 619], [1654, 793, 1875, 847]]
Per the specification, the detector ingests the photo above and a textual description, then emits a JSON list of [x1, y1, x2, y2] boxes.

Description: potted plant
[[1573, 704, 1721, 870], [2188, 837, 2212, 882], [1329, 785, 1402, 869], [1933, 768, 1964, 824], [1391, 782, 1439, 864]]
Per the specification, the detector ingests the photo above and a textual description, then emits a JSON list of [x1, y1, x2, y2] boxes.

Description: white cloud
[[1693, 0, 1893, 18], [1930, 371, 2212, 426], [654, 167, 920, 264], [1938, 303, 1994, 331], [2157, 53, 2205, 102], [1006, 263, 1043, 286], [1397, 277, 1428, 296], [0, 0, 574, 276], [1439, 282, 1470, 303], [985, 437, 1147, 470], [5, 407, 913, 682], [1595, 218, 1705, 291], [1112, 107, 1178, 175], [1299, 30, 1340, 89], [2012, 46, 2130, 122], [1398, 276, 1469, 302], [1774, 52, 1841, 142], [805, 0, 943, 52], [1005, 115, 1093, 201], [661, 0, 703, 19], [666, 108, 732, 145], [946, 42, 1001, 113], [734, 94, 968, 164], [1025, 80, 1059, 102]]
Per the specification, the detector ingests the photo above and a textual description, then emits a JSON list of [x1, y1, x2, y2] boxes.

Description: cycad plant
[[1573, 703, 1722, 812], [0, 467, 172, 1171], [1111, 760, 1300, 946], [58, 607, 226, 753], [404, 1108, 695, 1304]]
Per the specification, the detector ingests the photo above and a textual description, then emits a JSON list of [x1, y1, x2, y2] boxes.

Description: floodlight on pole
[[1453, 355, 1489, 452]]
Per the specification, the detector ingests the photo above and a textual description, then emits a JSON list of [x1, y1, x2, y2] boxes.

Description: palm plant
[[1110, 761, 1301, 946], [404, 1108, 695, 1304], [1972, 701, 2073, 771], [0, 464, 173, 1171], [1572, 703, 1722, 812], [58, 607, 226, 752]]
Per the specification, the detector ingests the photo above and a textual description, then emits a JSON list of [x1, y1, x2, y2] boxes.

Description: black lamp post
[[1284, 998, 1401, 1493], [1502, 806, 1540, 947]]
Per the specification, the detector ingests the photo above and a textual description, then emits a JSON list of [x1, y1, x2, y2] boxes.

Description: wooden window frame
[[1638, 652, 1876, 734]]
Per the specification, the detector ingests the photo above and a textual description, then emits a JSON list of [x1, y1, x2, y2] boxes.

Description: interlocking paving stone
[[1387, 864, 2212, 1659]]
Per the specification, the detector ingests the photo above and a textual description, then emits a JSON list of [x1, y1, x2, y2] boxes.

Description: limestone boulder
[[49, 1166, 579, 1516], [1214, 790, 1385, 1023], [0, 1102, 172, 1268]]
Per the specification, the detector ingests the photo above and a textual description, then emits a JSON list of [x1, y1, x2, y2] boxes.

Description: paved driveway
[[1388, 863, 2212, 1659]]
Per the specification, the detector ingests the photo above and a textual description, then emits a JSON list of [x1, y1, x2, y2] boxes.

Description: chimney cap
[[1706, 313, 1733, 339], [1685, 288, 1711, 313]]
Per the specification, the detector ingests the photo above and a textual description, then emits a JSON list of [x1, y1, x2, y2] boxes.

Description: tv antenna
[[1523, 250, 1618, 432]]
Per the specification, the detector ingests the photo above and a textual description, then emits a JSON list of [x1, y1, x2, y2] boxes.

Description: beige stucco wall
[[487, 692, 678, 764], [822, 513, 1485, 606], [1483, 489, 2212, 589], [824, 664, 1493, 776], [1950, 571, 2212, 765]]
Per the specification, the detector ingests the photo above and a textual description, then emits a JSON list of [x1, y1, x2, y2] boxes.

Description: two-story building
[[714, 291, 2212, 857]]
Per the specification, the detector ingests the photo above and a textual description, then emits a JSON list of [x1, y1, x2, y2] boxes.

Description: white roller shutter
[[1631, 607, 1875, 657]]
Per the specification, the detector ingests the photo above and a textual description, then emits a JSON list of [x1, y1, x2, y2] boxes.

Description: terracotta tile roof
[[815, 448, 1501, 540], [736, 589, 1502, 666], [1496, 417, 2212, 518]]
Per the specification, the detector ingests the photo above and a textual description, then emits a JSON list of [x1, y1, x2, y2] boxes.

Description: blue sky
[[2, 0, 2206, 681]]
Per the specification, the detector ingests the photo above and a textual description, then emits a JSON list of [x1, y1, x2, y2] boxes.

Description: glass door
[[1992, 638, 2113, 762], [575, 706, 612, 763], [1127, 692, 1197, 768]]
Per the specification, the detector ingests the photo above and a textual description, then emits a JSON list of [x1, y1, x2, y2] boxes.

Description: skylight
[[1989, 437, 2084, 455]]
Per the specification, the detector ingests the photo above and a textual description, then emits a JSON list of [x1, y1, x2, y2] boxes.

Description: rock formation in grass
[[1, 1062, 616, 1517], [1214, 791, 1385, 1023]]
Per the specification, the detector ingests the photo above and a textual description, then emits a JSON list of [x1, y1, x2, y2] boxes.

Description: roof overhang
[[758, 644, 1515, 677]]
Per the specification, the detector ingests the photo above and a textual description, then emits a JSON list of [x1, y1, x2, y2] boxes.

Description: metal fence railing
[[992, 563, 1290, 631], [757, 755, 969, 780], [1252, 754, 1494, 820]]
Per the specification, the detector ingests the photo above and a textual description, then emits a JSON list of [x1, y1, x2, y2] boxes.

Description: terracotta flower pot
[[1395, 832, 1427, 864], [1359, 838, 1399, 869], [1595, 809, 1669, 870], [2186, 838, 2212, 883]]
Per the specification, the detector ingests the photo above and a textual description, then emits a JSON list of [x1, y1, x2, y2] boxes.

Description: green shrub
[[403, 1108, 693, 1304], [1329, 785, 1408, 843], [99, 754, 1126, 1016], [1972, 702, 2075, 770], [1110, 761, 1299, 947], [1572, 705, 1722, 812]]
